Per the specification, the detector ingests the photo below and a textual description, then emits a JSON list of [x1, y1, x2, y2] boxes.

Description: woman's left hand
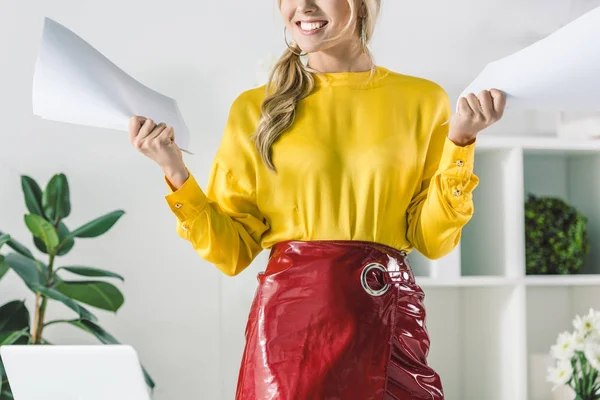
[[448, 89, 507, 146]]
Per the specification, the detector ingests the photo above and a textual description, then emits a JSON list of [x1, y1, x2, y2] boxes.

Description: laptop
[[0, 344, 152, 400]]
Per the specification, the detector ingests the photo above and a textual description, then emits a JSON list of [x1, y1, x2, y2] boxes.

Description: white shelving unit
[[408, 135, 600, 400]]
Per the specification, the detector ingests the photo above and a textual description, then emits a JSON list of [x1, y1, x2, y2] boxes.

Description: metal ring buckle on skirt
[[360, 263, 390, 296]]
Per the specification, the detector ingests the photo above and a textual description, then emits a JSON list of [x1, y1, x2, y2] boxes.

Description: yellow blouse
[[164, 66, 479, 276]]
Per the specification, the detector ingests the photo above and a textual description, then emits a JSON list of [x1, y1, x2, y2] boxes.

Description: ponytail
[[252, 43, 314, 171]]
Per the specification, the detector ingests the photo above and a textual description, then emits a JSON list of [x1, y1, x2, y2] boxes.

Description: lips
[[296, 20, 329, 35]]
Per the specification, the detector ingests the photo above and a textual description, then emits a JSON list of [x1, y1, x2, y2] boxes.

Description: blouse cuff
[[437, 137, 478, 212], [164, 172, 209, 221], [438, 136, 476, 181]]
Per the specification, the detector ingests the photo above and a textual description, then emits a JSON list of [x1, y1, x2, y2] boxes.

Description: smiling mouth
[[296, 20, 329, 34]]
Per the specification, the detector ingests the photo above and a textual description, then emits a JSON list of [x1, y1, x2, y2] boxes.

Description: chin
[[295, 36, 335, 54], [296, 42, 323, 54]]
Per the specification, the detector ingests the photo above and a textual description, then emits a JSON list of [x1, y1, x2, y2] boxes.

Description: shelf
[[417, 276, 520, 288], [477, 135, 600, 153], [526, 286, 600, 400], [523, 151, 600, 275], [460, 148, 525, 278], [525, 274, 600, 286], [402, 133, 600, 399], [424, 285, 526, 399]]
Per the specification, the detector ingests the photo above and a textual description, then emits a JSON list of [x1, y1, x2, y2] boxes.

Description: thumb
[[162, 127, 183, 156]]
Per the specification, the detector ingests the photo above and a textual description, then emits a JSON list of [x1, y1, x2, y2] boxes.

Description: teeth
[[300, 21, 326, 31]]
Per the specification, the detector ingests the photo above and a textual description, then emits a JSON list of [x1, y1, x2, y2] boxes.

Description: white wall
[[1, 0, 599, 398]]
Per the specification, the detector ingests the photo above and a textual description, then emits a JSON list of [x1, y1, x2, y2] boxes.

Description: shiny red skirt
[[235, 240, 444, 400]]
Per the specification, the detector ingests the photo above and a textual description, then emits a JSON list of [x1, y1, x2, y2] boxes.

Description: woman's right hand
[[128, 116, 189, 187]]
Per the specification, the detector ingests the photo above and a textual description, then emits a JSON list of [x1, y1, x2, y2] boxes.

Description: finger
[[457, 97, 472, 116], [137, 119, 157, 142], [158, 126, 175, 145], [478, 90, 494, 121], [466, 93, 483, 117], [147, 122, 167, 142], [490, 89, 507, 118], [128, 116, 146, 143]]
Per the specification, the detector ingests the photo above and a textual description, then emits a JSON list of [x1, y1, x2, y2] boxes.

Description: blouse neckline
[[312, 65, 390, 88]]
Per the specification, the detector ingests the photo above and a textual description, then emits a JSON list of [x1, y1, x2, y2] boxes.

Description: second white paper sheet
[[32, 17, 191, 151], [458, 6, 600, 112]]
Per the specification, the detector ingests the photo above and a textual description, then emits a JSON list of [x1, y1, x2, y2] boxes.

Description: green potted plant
[[0, 173, 155, 399], [525, 194, 590, 275]]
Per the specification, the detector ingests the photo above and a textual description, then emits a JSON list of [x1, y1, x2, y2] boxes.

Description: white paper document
[[459, 6, 600, 112], [32, 17, 191, 152]]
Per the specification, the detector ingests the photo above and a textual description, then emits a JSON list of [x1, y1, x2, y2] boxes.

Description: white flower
[[551, 331, 577, 360], [573, 308, 600, 338], [547, 359, 574, 389], [584, 341, 600, 371], [572, 330, 587, 352]]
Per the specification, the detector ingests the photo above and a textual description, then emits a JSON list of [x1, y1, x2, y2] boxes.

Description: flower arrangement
[[547, 308, 600, 400]]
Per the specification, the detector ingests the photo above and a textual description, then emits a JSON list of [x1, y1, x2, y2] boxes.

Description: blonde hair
[[252, 0, 381, 171]]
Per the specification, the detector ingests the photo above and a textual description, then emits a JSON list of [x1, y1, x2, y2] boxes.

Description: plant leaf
[[142, 364, 156, 390], [70, 210, 125, 239], [42, 173, 71, 221], [0, 256, 9, 282], [0, 232, 33, 260], [55, 223, 75, 256], [4, 253, 45, 289], [0, 235, 9, 250], [0, 300, 30, 334], [54, 280, 124, 312], [34, 286, 97, 322], [0, 328, 30, 346], [67, 319, 155, 389], [0, 356, 9, 397], [0, 360, 4, 398], [0, 237, 9, 281], [56, 266, 124, 282], [34, 222, 74, 256], [0, 389, 13, 400], [24, 214, 59, 251], [21, 175, 44, 217], [68, 319, 119, 343]]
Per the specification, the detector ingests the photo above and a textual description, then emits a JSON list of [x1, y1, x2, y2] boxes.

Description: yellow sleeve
[[164, 96, 269, 276], [406, 90, 480, 259]]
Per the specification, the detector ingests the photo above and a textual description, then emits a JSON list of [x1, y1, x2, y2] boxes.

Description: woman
[[129, 0, 506, 398]]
